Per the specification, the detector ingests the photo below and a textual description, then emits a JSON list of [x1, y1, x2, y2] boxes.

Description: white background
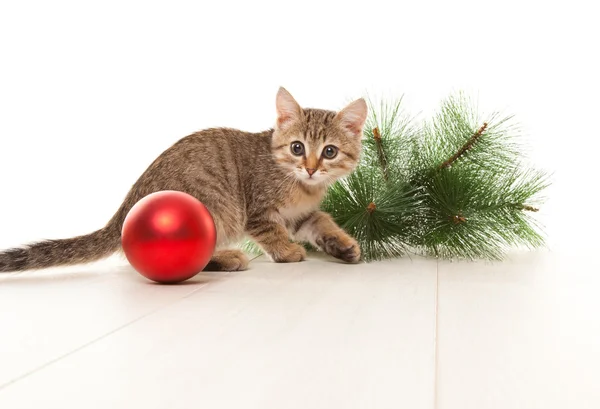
[[1, 0, 598, 251]]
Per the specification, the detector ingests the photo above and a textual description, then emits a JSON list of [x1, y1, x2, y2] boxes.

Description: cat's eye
[[290, 142, 305, 156], [322, 145, 338, 159]]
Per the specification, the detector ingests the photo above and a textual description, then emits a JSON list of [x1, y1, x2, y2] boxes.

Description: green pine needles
[[324, 92, 549, 261], [244, 92, 550, 262]]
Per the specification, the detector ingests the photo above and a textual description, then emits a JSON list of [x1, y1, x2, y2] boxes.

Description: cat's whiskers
[[273, 171, 298, 193]]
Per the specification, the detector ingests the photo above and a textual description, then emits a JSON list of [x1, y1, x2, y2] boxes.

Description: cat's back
[[172, 127, 273, 162]]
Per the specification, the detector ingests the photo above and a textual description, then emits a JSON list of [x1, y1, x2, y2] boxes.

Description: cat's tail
[[0, 209, 126, 273]]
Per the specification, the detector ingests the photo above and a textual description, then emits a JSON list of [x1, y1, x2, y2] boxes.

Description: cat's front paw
[[319, 233, 361, 263], [272, 243, 307, 263]]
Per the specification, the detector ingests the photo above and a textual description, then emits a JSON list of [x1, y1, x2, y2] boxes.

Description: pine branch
[[408, 93, 549, 260], [372, 127, 389, 181], [321, 167, 423, 261], [361, 97, 418, 182], [450, 214, 467, 224], [417, 163, 549, 260], [519, 204, 539, 212], [439, 122, 488, 169], [367, 202, 377, 213]]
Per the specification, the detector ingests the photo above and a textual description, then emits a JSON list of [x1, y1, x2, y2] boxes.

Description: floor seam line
[[433, 259, 440, 409]]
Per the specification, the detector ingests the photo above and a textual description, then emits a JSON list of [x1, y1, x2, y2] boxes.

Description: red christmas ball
[[121, 190, 217, 284]]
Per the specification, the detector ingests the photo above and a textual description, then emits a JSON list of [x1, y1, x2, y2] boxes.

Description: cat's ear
[[276, 87, 302, 130], [335, 98, 368, 138]]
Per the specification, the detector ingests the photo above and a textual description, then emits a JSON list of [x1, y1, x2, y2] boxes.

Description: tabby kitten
[[0, 87, 367, 273]]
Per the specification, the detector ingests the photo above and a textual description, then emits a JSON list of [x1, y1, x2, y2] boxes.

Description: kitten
[[0, 87, 367, 273]]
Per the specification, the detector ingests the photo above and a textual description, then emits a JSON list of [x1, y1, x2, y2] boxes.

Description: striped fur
[[0, 87, 367, 273]]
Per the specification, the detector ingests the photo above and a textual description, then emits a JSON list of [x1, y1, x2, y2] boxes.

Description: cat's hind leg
[[204, 249, 249, 271]]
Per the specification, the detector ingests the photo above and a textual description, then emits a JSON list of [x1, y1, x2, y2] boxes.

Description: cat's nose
[[306, 168, 317, 176]]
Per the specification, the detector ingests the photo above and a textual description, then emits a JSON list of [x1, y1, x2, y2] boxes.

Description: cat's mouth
[[290, 165, 336, 186], [302, 176, 323, 186], [294, 169, 330, 186]]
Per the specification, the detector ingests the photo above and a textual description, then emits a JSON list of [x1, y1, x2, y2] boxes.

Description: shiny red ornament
[[121, 190, 217, 284]]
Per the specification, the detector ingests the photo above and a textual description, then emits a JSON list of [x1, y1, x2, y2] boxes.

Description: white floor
[[1, 247, 598, 409]]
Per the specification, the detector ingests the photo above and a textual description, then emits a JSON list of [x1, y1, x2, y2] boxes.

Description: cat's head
[[271, 87, 367, 187]]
